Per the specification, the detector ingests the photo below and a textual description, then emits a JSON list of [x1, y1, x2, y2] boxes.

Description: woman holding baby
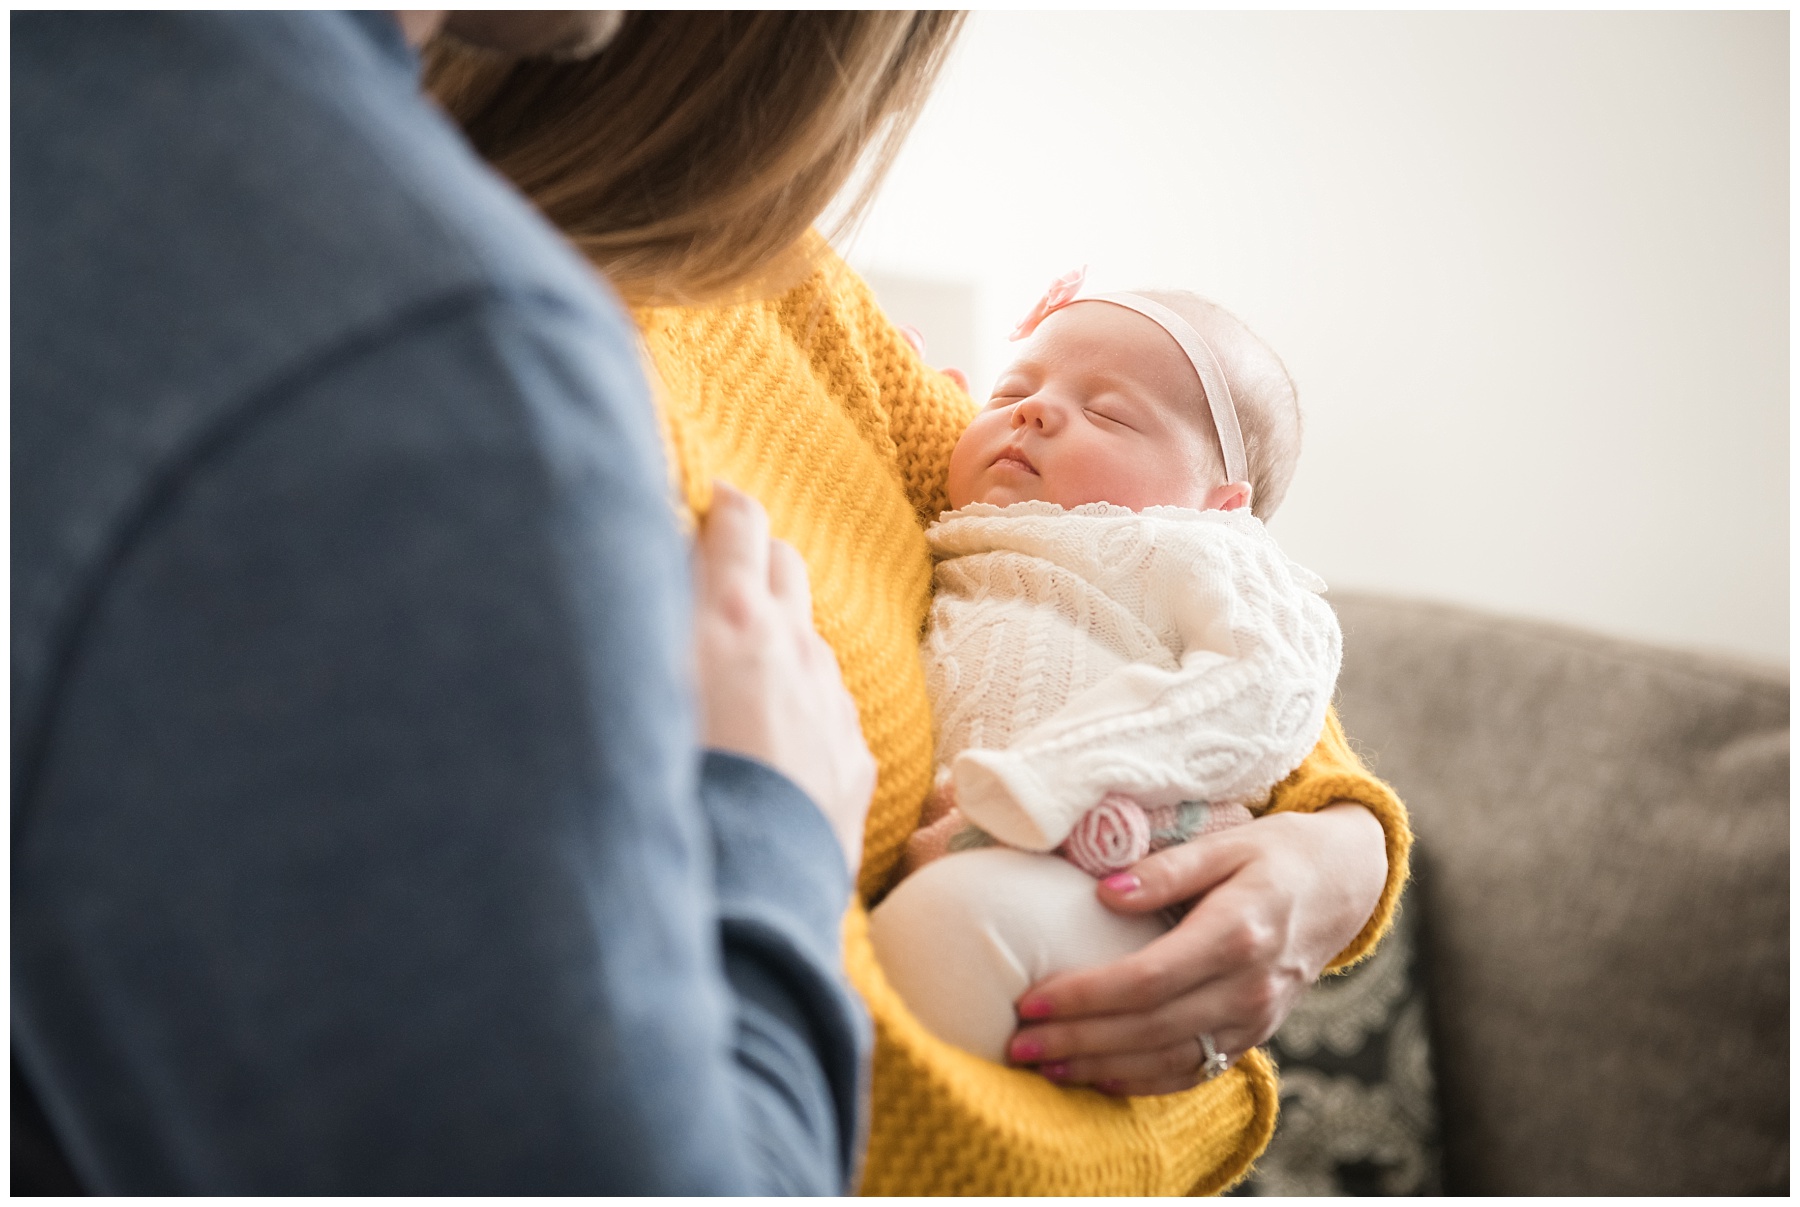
[[429, 12, 1408, 1195]]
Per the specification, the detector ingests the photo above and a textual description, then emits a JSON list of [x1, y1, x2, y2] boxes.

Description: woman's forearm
[[1290, 802, 1390, 974]]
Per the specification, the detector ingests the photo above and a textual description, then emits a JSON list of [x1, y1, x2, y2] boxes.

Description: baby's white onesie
[[870, 501, 1342, 1061]]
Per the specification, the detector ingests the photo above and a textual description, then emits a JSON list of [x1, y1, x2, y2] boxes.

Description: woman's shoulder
[[633, 238, 866, 341], [631, 242, 869, 392], [636, 237, 975, 519]]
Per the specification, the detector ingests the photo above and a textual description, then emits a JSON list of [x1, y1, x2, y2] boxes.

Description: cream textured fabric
[[924, 501, 1343, 850]]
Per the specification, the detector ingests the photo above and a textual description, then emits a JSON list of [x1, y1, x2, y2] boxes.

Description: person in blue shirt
[[11, 11, 945, 1193]]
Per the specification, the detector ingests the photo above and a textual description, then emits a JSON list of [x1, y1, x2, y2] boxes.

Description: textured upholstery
[[1329, 592, 1787, 1195]]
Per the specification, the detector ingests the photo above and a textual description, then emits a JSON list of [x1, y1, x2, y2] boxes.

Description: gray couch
[[1325, 593, 1787, 1195]]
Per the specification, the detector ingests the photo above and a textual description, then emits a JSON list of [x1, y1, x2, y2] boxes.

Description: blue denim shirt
[[13, 12, 866, 1194]]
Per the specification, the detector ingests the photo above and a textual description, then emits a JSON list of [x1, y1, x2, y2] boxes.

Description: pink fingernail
[[1017, 996, 1055, 1020], [1041, 1062, 1070, 1081], [1009, 1037, 1044, 1062], [1102, 873, 1141, 895]]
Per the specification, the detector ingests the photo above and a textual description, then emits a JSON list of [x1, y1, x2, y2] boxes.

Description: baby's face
[[947, 302, 1219, 512]]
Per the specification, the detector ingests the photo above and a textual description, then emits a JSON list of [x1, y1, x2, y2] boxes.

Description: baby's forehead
[[1041, 299, 1165, 343], [1005, 303, 1204, 401]]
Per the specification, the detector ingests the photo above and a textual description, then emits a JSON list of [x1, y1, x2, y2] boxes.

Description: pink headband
[[1009, 266, 1249, 487]]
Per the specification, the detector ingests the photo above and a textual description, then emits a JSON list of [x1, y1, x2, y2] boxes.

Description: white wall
[[841, 12, 1788, 666]]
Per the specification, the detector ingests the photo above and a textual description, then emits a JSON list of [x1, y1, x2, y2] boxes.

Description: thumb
[[1097, 832, 1250, 914]]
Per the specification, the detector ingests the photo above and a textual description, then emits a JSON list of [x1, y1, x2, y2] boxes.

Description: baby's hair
[[1133, 290, 1302, 521]]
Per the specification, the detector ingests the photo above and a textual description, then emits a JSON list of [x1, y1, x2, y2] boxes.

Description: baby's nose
[[1012, 396, 1057, 430]]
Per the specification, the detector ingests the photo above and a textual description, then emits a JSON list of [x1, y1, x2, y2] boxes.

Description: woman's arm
[[1004, 715, 1409, 1095]]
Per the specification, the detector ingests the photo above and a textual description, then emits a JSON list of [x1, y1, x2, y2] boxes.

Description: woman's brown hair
[[426, 11, 965, 305]]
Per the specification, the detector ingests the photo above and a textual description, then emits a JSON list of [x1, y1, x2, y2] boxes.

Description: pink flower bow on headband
[[1008, 264, 1089, 341]]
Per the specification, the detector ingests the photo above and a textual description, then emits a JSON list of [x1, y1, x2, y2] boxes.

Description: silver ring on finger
[[1195, 1032, 1228, 1081]]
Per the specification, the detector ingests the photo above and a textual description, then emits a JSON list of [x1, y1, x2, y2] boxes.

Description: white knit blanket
[[921, 501, 1342, 851]]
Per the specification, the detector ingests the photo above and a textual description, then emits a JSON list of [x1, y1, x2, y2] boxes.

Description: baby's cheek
[[1048, 446, 1170, 511], [945, 427, 987, 510], [1038, 450, 1118, 510]]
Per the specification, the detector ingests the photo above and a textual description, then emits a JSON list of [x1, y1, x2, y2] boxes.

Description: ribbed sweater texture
[[634, 246, 1413, 1196]]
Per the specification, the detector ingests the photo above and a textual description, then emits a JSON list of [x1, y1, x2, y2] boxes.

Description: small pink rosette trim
[[1059, 792, 1153, 878]]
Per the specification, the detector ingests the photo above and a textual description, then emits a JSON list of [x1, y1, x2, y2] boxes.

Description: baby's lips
[[992, 446, 1038, 474]]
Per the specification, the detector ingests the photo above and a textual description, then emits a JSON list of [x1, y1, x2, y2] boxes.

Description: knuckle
[[1217, 919, 1272, 965], [805, 630, 839, 669], [1058, 1021, 1108, 1060], [1059, 1057, 1097, 1083], [1034, 1024, 1077, 1060], [1159, 1042, 1194, 1076], [1124, 959, 1175, 1006], [1215, 930, 1251, 966], [1133, 847, 1185, 891], [1238, 975, 1280, 1019], [1244, 917, 1281, 959], [713, 582, 764, 631], [1058, 991, 1098, 1023], [771, 537, 807, 572], [1146, 999, 1196, 1046], [1115, 964, 1156, 1004]]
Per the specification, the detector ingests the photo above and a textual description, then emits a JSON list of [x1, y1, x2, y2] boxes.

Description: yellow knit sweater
[[635, 247, 1413, 1196]]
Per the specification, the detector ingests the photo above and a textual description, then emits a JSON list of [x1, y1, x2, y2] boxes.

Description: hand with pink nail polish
[[1006, 804, 1387, 1097]]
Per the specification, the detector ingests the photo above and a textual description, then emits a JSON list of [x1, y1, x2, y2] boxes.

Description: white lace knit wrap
[[922, 501, 1342, 851]]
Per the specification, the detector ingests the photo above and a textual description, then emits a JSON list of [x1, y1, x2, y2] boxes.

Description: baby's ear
[[1204, 482, 1252, 512]]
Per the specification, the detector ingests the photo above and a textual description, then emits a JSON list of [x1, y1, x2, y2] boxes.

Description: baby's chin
[[951, 483, 1045, 510], [954, 485, 1130, 511], [952, 483, 1197, 513]]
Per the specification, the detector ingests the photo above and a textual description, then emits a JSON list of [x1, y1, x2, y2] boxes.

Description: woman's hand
[[1005, 803, 1387, 1096], [694, 482, 877, 875]]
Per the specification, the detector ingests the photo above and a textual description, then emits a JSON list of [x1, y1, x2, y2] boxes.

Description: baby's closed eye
[[1083, 405, 1136, 429]]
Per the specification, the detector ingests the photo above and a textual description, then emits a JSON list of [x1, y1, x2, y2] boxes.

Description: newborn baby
[[869, 269, 1342, 1065]]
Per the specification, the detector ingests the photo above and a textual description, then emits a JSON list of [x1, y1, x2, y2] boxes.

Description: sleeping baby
[[868, 268, 1342, 1068]]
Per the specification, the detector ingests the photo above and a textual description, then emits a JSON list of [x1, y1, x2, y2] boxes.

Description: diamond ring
[[1195, 1032, 1228, 1081]]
